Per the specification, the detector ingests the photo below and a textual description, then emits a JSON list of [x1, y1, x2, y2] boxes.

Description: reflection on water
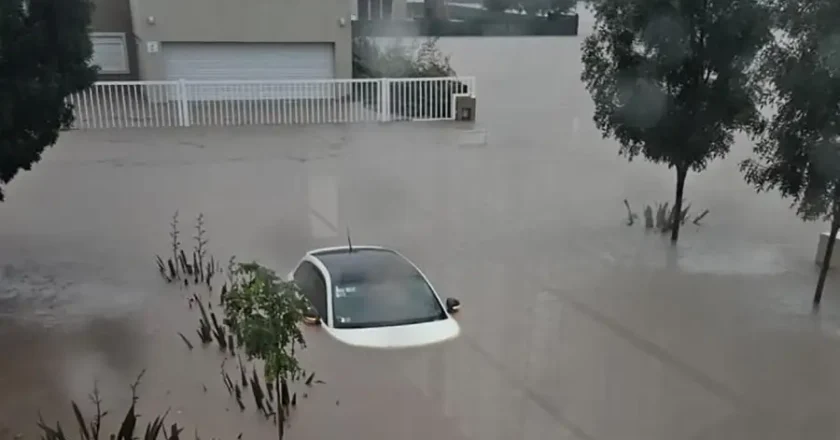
[[2, 30, 840, 440], [597, 234, 790, 276], [1, 261, 148, 326], [675, 244, 787, 276]]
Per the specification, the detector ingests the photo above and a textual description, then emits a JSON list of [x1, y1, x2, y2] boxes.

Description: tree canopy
[[581, 0, 772, 242], [0, 0, 97, 201], [741, 0, 840, 305]]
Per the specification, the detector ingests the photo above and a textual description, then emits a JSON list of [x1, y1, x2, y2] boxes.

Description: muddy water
[[3, 30, 840, 440]]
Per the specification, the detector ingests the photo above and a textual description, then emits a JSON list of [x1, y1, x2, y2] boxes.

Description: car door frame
[[291, 255, 334, 327]]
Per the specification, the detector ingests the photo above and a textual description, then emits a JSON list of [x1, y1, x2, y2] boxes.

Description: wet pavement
[[3, 16, 840, 440]]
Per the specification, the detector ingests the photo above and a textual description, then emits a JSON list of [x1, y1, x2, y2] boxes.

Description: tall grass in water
[[155, 212, 218, 288], [622, 199, 710, 231], [37, 371, 185, 440], [152, 212, 323, 440]]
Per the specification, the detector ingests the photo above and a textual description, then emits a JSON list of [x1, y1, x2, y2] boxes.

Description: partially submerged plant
[[155, 212, 217, 288], [193, 214, 211, 286], [643, 205, 654, 229], [154, 214, 322, 436], [194, 293, 213, 344], [623, 199, 638, 226], [221, 261, 310, 440], [170, 211, 181, 279], [38, 371, 185, 440], [623, 200, 710, 232]]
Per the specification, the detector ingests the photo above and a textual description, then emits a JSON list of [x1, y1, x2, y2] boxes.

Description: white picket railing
[[66, 77, 477, 130]]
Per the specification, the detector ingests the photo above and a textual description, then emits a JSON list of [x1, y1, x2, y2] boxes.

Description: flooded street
[[3, 16, 840, 440]]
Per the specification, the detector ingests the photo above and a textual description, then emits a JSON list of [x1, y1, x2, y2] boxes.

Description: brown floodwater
[[3, 16, 840, 440]]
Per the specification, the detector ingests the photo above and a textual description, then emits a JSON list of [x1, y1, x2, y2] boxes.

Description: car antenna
[[346, 226, 353, 253]]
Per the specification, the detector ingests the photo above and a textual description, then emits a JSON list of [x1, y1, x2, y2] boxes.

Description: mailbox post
[[454, 95, 476, 121]]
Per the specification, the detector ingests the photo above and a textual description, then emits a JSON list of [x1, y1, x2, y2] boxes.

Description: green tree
[[741, 0, 840, 306], [581, 0, 771, 243], [221, 261, 309, 440], [0, 0, 98, 201]]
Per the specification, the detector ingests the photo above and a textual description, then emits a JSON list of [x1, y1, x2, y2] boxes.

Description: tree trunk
[[814, 213, 840, 307], [670, 166, 688, 244], [275, 379, 284, 440]]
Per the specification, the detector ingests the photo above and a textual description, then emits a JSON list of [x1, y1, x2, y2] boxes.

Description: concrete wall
[[90, 0, 139, 80], [127, 0, 353, 79], [393, 0, 408, 19]]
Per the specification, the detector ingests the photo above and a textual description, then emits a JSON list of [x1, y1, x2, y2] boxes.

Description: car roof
[[309, 246, 421, 285]]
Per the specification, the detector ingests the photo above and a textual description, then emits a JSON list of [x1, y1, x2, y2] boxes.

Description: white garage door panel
[[163, 43, 336, 101]]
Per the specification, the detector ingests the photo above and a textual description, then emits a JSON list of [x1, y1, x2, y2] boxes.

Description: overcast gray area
[[2, 13, 840, 440]]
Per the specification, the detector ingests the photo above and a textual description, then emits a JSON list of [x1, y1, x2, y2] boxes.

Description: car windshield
[[332, 274, 446, 329]]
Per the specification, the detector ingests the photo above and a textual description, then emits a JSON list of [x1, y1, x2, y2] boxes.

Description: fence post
[[177, 79, 191, 127], [379, 78, 391, 123]]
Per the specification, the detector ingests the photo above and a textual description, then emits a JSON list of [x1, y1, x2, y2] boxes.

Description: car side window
[[310, 269, 328, 324], [293, 262, 328, 321], [293, 262, 315, 302]]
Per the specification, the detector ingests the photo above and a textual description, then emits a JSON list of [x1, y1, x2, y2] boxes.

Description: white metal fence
[[66, 77, 477, 130]]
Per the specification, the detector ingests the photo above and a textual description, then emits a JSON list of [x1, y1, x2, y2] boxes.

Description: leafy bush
[[220, 260, 310, 440], [221, 261, 309, 384], [352, 37, 469, 119], [352, 37, 455, 79]]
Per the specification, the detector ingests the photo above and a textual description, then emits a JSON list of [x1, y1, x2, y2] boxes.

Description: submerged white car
[[289, 245, 462, 349]]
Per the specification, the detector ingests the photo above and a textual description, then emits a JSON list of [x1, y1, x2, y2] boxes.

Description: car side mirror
[[303, 307, 321, 326], [445, 297, 461, 314]]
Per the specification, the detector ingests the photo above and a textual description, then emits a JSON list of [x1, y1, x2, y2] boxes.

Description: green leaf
[[220, 260, 309, 383], [0, 0, 98, 201], [742, 0, 840, 222], [71, 401, 91, 440]]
